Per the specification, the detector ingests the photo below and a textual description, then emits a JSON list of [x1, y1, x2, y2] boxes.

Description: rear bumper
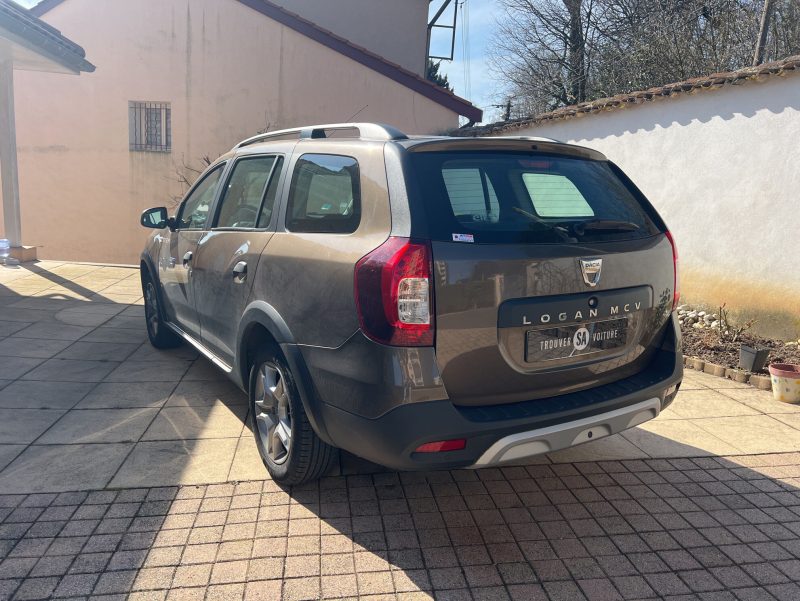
[[320, 318, 682, 471]]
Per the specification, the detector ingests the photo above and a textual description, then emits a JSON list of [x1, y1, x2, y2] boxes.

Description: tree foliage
[[426, 59, 453, 90], [490, 0, 800, 117]]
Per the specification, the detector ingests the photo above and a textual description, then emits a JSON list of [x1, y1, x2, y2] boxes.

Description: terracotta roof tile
[[459, 55, 800, 136]]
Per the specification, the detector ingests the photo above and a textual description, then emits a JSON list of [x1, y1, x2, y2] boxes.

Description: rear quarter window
[[286, 154, 360, 234]]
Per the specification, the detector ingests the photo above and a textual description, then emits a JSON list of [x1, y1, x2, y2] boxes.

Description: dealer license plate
[[525, 317, 629, 362]]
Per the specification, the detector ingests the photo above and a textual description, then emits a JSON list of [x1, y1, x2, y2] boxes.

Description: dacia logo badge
[[580, 258, 602, 287]]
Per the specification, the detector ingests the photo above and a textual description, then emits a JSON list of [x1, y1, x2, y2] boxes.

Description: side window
[[442, 166, 500, 224], [214, 156, 278, 229], [257, 156, 284, 228], [286, 154, 360, 234], [521, 173, 594, 218], [177, 164, 225, 229]]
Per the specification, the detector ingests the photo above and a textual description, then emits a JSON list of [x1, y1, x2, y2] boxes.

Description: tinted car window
[[442, 168, 499, 224], [177, 164, 225, 230], [215, 156, 278, 228], [411, 152, 661, 243], [286, 154, 360, 233], [521, 173, 594, 217]]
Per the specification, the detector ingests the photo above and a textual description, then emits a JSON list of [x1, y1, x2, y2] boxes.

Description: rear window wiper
[[573, 219, 640, 235], [512, 207, 573, 240]]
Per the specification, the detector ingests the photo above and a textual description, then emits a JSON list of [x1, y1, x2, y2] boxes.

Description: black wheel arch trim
[[236, 301, 334, 445]]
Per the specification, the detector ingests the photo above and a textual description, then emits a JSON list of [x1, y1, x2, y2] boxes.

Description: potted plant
[[740, 345, 770, 373]]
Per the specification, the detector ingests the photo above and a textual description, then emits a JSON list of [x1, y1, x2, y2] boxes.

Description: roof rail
[[493, 135, 561, 143], [234, 122, 408, 149]]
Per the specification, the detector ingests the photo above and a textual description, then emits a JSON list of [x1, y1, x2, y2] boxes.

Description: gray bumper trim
[[471, 397, 661, 467]]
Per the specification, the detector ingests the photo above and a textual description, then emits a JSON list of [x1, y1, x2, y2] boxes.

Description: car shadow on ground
[[1, 441, 798, 599]]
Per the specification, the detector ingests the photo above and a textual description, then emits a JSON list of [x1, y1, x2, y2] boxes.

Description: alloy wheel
[[254, 361, 293, 464]]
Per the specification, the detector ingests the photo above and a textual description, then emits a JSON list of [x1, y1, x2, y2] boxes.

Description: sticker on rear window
[[452, 233, 474, 243]]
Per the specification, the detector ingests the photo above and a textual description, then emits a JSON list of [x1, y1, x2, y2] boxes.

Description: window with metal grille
[[129, 101, 171, 152]]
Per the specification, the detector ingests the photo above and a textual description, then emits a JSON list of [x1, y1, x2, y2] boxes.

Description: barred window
[[129, 101, 171, 152]]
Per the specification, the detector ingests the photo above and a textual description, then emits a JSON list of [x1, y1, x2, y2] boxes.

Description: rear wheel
[[142, 275, 181, 349], [249, 350, 335, 485]]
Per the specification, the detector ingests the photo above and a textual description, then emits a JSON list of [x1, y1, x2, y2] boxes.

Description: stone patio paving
[[1, 261, 800, 600]]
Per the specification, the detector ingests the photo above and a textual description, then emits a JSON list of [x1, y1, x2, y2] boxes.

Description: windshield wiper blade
[[574, 219, 640, 235], [512, 207, 573, 239]]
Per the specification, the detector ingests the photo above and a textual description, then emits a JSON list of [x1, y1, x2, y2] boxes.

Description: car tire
[[249, 350, 335, 485], [142, 274, 182, 349]]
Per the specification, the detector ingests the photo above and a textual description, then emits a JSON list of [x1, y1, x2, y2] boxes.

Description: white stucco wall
[[1, 0, 459, 264], [495, 75, 800, 337]]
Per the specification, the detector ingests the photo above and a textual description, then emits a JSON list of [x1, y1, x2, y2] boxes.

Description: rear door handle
[[232, 261, 247, 281], [182, 251, 193, 266]]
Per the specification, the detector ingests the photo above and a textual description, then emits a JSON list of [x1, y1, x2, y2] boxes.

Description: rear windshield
[[410, 152, 662, 244]]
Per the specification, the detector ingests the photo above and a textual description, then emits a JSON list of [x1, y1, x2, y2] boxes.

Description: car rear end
[[319, 137, 682, 470]]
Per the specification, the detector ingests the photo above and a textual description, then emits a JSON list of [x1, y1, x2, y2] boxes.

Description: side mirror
[[141, 207, 170, 230]]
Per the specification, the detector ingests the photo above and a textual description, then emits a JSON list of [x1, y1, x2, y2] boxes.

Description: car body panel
[[431, 235, 675, 406]]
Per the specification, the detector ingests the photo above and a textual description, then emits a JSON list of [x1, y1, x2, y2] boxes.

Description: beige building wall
[[5, 0, 459, 264], [491, 75, 800, 338], [270, 0, 430, 75]]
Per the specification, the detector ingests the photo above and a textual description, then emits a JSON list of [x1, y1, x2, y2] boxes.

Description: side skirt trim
[[165, 323, 233, 373]]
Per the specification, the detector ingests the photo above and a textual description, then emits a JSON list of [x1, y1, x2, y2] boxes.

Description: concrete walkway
[[1, 262, 800, 600]]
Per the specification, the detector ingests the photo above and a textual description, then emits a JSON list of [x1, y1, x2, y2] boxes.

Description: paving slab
[[165, 380, 247, 408], [54, 341, 140, 362], [692, 415, 800, 454], [37, 408, 159, 444], [0, 381, 95, 410], [0, 445, 24, 471], [20, 359, 119, 383], [109, 439, 239, 488], [182, 359, 228, 381], [0, 320, 30, 337], [0, 409, 66, 444], [0, 357, 44, 379], [80, 326, 148, 344], [0, 337, 73, 360], [719, 387, 800, 414], [668, 389, 761, 418], [141, 405, 248, 441], [0, 443, 133, 493], [103, 360, 191, 383], [11, 322, 93, 341], [75, 382, 177, 409], [622, 419, 741, 457], [102, 315, 145, 330], [53, 309, 115, 328], [127, 343, 199, 363], [227, 436, 267, 483]]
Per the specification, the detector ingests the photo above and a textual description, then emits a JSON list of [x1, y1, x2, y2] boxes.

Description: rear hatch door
[[408, 147, 676, 407]]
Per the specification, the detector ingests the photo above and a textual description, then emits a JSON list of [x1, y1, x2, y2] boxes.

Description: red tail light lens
[[354, 237, 434, 346], [666, 231, 680, 310]]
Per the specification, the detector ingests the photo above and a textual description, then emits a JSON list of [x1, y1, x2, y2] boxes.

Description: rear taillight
[[354, 237, 434, 346], [666, 231, 680, 310]]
